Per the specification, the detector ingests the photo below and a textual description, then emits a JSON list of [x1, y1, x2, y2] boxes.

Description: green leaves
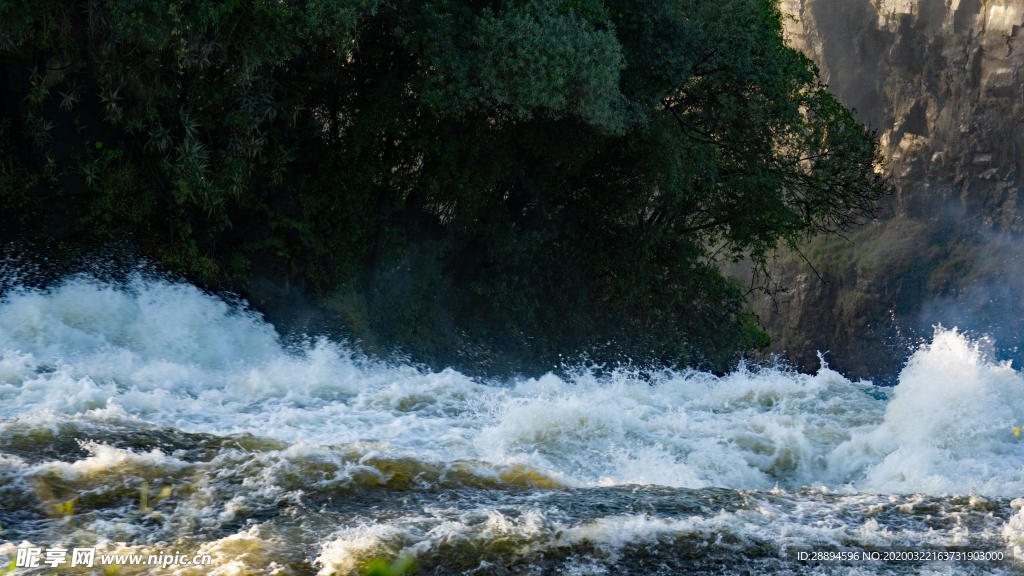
[[0, 0, 887, 373], [423, 0, 627, 133], [651, 0, 889, 266]]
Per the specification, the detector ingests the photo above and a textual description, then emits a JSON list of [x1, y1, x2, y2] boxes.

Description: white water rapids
[[2, 273, 1024, 574]]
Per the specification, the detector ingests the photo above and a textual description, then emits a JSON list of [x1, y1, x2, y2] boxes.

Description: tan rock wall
[[747, 0, 1024, 380]]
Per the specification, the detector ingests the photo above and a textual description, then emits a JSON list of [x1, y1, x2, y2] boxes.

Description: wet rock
[[749, 0, 1024, 381]]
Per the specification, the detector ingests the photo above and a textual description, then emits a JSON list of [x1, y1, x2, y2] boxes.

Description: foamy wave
[[314, 492, 1013, 573], [3, 274, 1024, 496], [829, 328, 1024, 495]]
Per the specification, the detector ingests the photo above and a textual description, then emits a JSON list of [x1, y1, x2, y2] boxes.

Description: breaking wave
[[2, 273, 1023, 574]]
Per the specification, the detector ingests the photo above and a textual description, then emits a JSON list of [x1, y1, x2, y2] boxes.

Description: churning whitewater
[[2, 272, 1024, 574]]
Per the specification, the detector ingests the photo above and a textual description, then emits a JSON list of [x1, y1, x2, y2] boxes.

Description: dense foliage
[[0, 0, 889, 372]]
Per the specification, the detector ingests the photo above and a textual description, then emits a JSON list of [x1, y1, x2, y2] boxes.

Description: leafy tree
[[0, 0, 888, 373]]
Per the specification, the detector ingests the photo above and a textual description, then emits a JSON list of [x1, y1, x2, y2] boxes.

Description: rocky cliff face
[[750, 0, 1024, 381]]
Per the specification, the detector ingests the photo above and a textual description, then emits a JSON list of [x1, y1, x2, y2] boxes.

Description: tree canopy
[[0, 0, 889, 373]]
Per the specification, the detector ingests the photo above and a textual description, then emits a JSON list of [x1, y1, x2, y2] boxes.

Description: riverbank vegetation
[[0, 0, 889, 373]]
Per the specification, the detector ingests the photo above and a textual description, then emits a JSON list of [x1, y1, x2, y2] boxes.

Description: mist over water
[[2, 272, 1024, 574]]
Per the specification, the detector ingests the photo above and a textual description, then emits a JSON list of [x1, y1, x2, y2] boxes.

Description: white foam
[[4, 274, 1024, 495], [312, 492, 1013, 572], [316, 523, 413, 575], [829, 328, 1024, 495]]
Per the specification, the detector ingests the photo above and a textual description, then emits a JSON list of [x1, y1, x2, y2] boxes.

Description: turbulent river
[[3, 272, 1024, 575]]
